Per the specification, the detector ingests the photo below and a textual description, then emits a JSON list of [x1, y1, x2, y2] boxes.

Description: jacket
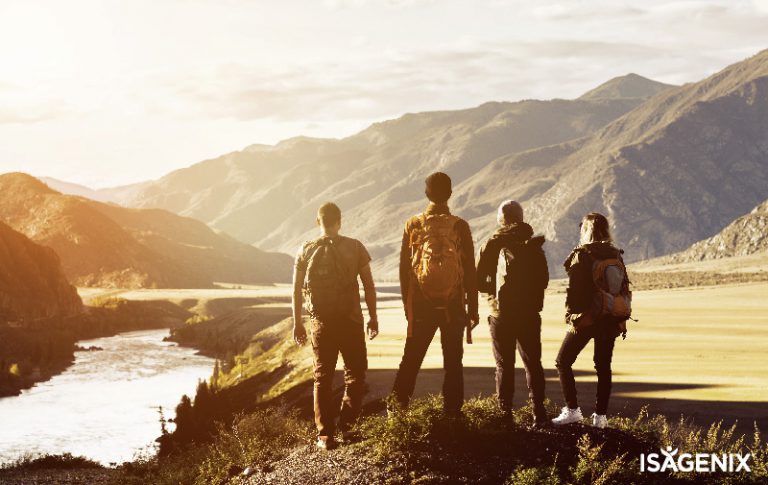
[[477, 222, 549, 317], [564, 241, 625, 336]]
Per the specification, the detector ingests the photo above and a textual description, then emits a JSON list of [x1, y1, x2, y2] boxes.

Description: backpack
[[499, 237, 548, 312], [303, 238, 347, 319], [409, 214, 463, 306], [590, 257, 632, 321]]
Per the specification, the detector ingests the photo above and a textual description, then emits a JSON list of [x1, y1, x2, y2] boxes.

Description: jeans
[[310, 317, 368, 440], [392, 301, 466, 414], [488, 312, 546, 418], [554, 323, 617, 415]]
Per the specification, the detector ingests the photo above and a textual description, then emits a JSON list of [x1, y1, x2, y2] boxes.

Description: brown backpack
[[409, 214, 463, 306], [573, 256, 633, 334]]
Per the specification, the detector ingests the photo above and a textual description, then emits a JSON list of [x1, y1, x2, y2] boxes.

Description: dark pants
[[392, 302, 465, 414], [488, 312, 546, 418], [554, 324, 617, 415], [310, 317, 368, 440]]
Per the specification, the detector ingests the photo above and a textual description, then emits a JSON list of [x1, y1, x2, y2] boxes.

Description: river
[[0, 329, 214, 465]]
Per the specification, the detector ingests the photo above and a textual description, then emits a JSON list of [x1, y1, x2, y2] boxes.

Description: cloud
[[0, 83, 73, 124]]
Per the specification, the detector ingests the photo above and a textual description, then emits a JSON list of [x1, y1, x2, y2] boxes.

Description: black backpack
[[303, 237, 347, 320], [499, 237, 548, 312]]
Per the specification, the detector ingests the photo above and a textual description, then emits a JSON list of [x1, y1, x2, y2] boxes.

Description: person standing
[[292, 202, 379, 450], [476, 200, 549, 426], [391, 172, 479, 418], [552, 212, 632, 429]]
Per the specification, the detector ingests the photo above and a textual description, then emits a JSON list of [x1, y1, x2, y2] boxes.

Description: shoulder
[[563, 246, 589, 271], [404, 214, 424, 232]]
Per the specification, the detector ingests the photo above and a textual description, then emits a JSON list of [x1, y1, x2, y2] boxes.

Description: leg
[[440, 309, 465, 415], [338, 323, 368, 433], [515, 312, 546, 420], [310, 319, 340, 441], [554, 327, 591, 410], [489, 314, 517, 412], [391, 312, 438, 409], [593, 330, 617, 415]]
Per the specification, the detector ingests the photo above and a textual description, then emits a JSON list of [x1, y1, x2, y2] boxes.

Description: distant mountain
[[660, 199, 768, 262], [106, 74, 676, 277], [38, 177, 117, 203], [0, 173, 291, 288], [0, 221, 82, 322], [578, 73, 675, 101]]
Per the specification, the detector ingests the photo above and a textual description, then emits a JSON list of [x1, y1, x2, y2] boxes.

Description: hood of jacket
[[490, 222, 544, 248]]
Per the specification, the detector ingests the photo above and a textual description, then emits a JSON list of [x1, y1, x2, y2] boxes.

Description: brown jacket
[[399, 202, 478, 322]]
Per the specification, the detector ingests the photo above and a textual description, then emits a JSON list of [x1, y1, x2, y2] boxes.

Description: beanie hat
[[497, 200, 523, 226]]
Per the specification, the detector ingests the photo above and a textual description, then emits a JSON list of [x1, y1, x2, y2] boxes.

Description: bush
[[1, 453, 101, 471], [114, 406, 311, 485]]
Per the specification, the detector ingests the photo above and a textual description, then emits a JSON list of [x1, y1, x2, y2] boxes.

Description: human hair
[[425, 172, 452, 204], [579, 212, 612, 245], [317, 202, 341, 227]]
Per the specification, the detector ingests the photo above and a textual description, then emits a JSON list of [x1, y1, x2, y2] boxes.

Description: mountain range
[[45, 49, 768, 278], [0, 173, 292, 288]]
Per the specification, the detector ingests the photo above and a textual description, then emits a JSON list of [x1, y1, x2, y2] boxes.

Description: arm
[[476, 238, 499, 296], [565, 252, 592, 317], [399, 225, 411, 311], [291, 265, 307, 346], [458, 220, 479, 323], [359, 263, 379, 340], [538, 249, 550, 290]]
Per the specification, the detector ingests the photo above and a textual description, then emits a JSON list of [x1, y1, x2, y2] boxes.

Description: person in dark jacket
[[477, 200, 549, 426], [552, 212, 626, 429]]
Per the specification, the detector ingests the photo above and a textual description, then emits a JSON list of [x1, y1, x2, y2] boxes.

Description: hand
[[367, 318, 379, 340], [293, 324, 307, 346]]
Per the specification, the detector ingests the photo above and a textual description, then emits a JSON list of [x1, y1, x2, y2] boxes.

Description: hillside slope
[[0, 173, 291, 288], [0, 221, 82, 322], [660, 198, 768, 262]]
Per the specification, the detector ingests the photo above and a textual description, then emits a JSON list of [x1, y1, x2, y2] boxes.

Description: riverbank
[[0, 295, 194, 398]]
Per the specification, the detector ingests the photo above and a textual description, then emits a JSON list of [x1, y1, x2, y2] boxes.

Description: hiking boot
[[532, 406, 548, 428], [551, 407, 583, 425], [316, 437, 337, 451], [339, 430, 358, 444], [591, 413, 608, 429]]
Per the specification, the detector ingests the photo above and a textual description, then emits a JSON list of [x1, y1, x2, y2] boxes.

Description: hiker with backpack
[[476, 200, 549, 427], [391, 172, 479, 418], [552, 212, 632, 429], [292, 202, 379, 450]]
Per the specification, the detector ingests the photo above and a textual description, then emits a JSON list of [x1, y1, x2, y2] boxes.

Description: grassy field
[[84, 280, 768, 431]]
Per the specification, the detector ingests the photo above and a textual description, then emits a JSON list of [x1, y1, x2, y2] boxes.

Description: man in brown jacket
[[391, 172, 479, 417]]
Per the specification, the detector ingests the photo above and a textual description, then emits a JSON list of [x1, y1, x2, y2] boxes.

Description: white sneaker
[[551, 407, 583, 425], [591, 413, 608, 429]]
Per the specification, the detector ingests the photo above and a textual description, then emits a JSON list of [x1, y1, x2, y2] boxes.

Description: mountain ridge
[[0, 173, 292, 288]]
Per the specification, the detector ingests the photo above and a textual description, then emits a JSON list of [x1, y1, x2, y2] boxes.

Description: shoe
[[339, 430, 357, 444], [551, 407, 583, 425], [591, 413, 608, 429], [316, 437, 337, 450]]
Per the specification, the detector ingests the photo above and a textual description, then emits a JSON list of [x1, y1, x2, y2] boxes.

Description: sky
[[1, 0, 768, 188]]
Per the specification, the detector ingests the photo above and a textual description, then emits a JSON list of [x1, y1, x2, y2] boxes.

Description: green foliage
[[1, 453, 101, 471], [506, 463, 561, 485], [569, 434, 629, 485], [115, 407, 310, 485]]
